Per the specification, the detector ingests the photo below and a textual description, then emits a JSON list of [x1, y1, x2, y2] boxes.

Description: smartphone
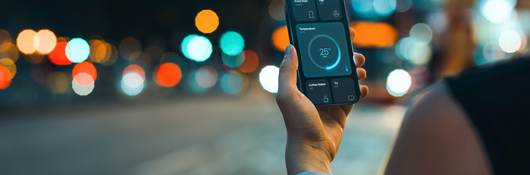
[[285, 0, 361, 105]]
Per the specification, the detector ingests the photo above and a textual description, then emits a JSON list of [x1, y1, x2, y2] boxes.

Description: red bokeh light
[[0, 66, 11, 90], [239, 50, 260, 73], [155, 63, 182, 88], [123, 64, 145, 79], [48, 41, 72, 66], [72, 62, 97, 81]]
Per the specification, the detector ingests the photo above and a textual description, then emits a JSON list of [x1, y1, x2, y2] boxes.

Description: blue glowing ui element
[[220, 31, 245, 56], [66, 38, 90, 63], [181, 34, 213, 62]]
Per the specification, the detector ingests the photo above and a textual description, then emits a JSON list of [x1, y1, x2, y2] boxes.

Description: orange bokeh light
[[195, 9, 220, 34], [0, 79, 11, 90], [72, 62, 97, 81], [49, 40, 72, 66], [0, 42, 20, 62], [90, 39, 112, 64], [0, 65, 11, 90], [350, 22, 399, 48], [272, 26, 290, 52], [239, 50, 260, 73], [16, 29, 37, 54], [34, 29, 57, 54], [0, 58, 16, 80], [155, 63, 182, 88]]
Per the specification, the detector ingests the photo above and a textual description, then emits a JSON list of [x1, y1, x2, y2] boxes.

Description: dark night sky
[[0, 0, 271, 46]]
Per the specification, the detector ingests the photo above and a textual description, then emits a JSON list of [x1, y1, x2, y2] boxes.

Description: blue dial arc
[[307, 34, 342, 71]]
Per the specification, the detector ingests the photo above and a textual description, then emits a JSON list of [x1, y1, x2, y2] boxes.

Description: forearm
[[286, 139, 333, 175]]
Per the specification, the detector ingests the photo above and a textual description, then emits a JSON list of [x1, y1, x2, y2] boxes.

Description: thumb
[[278, 45, 299, 96]]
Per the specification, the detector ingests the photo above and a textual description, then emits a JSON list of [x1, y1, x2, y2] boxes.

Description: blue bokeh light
[[181, 34, 213, 62], [220, 31, 245, 56], [351, 0, 396, 19], [66, 38, 90, 63], [221, 53, 245, 69], [220, 72, 244, 95]]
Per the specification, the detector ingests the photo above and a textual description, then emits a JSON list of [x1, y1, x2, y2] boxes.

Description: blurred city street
[[0, 94, 405, 175]]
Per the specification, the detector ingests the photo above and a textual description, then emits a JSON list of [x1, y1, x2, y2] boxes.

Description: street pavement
[[0, 95, 405, 175]]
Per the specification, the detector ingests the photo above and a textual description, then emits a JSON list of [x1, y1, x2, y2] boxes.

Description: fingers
[[278, 45, 299, 97], [360, 85, 369, 98], [354, 53, 365, 67], [356, 68, 367, 81]]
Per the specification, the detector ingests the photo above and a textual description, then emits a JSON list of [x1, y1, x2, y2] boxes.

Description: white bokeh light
[[259, 65, 279, 93], [480, 0, 514, 24], [72, 73, 95, 96], [410, 23, 433, 43], [120, 72, 145, 96], [386, 69, 412, 97], [498, 29, 523, 53]]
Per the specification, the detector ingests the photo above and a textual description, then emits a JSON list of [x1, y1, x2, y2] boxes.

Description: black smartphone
[[285, 0, 361, 105]]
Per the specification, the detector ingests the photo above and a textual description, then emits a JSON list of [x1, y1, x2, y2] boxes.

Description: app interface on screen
[[289, 0, 358, 105], [296, 22, 352, 78]]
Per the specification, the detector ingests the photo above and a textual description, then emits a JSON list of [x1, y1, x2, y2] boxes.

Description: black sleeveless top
[[446, 57, 530, 175]]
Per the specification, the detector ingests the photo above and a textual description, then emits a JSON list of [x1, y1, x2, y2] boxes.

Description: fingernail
[[284, 45, 292, 58]]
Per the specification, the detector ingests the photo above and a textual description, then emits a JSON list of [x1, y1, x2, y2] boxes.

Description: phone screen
[[286, 0, 361, 105]]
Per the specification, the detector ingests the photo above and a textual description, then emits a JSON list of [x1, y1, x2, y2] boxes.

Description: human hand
[[276, 45, 368, 175]]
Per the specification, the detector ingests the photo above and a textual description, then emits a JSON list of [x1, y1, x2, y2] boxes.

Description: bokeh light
[[351, 22, 398, 48], [90, 39, 112, 64], [373, 0, 397, 16], [0, 65, 11, 90], [220, 72, 244, 95], [268, 0, 285, 21], [395, 37, 432, 65], [0, 42, 20, 62], [480, 0, 515, 24], [155, 63, 182, 88], [259, 65, 279, 93], [220, 31, 245, 56], [188, 66, 218, 93], [386, 69, 412, 97], [123, 64, 146, 79], [34, 29, 57, 54], [16, 29, 37, 55], [222, 53, 245, 69], [48, 40, 72, 65], [121, 64, 145, 97], [47, 72, 70, 94], [409, 23, 433, 43], [272, 26, 290, 52], [195, 9, 220, 34], [119, 37, 142, 61], [195, 66, 217, 90], [72, 72, 95, 96], [66, 38, 90, 63], [181, 34, 213, 62], [351, 0, 396, 18], [0, 58, 16, 80], [0, 29, 11, 44], [396, 0, 413, 12], [72, 62, 97, 81], [498, 29, 523, 53], [239, 50, 260, 73]]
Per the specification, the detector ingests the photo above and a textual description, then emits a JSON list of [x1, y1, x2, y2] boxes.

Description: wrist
[[286, 138, 333, 175]]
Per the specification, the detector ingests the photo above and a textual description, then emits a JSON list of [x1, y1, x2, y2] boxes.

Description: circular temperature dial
[[307, 34, 341, 71]]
